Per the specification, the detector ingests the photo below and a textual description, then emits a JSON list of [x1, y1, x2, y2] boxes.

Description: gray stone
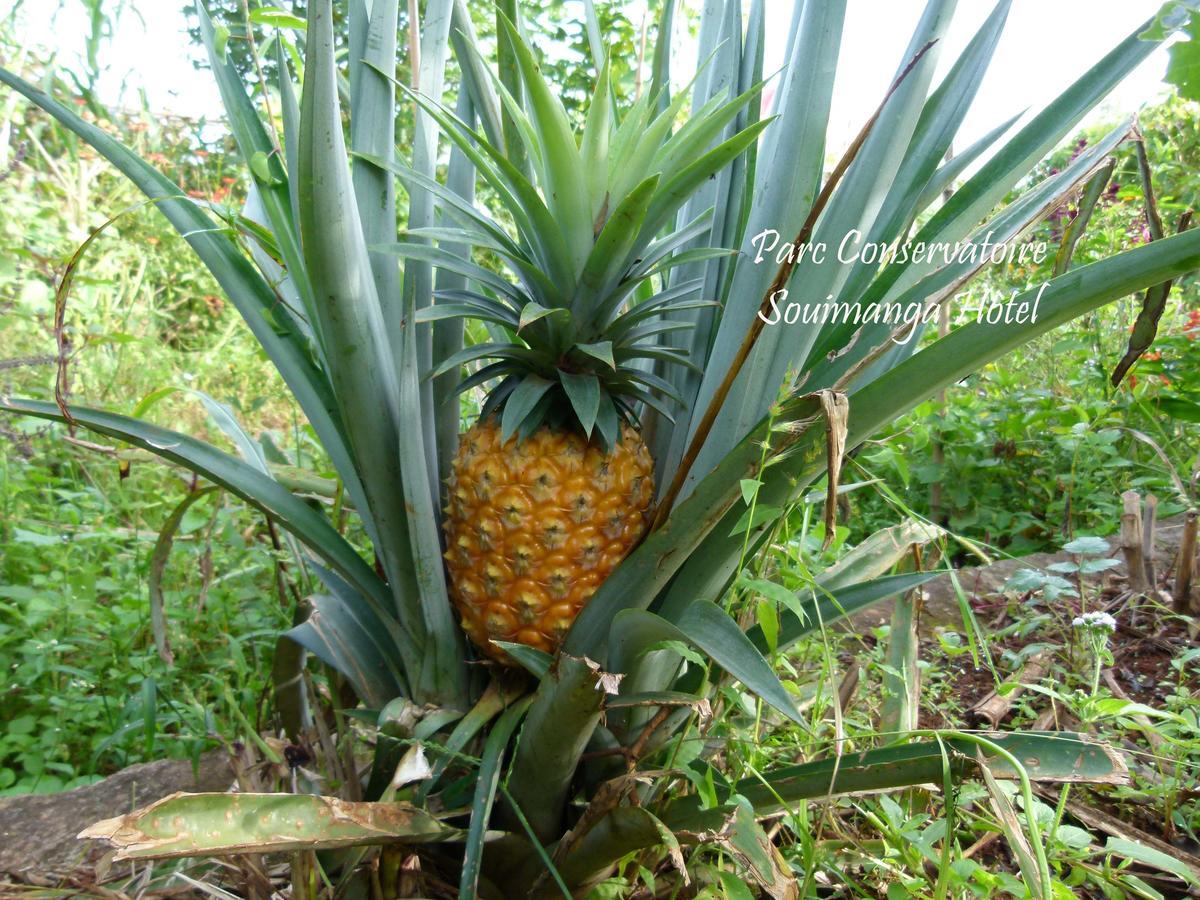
[[0, 750, 234, 875]]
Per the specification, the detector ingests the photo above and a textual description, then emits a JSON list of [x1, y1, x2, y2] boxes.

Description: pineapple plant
[[413, 21, 767, 660], [3, 0, 1199, 893]]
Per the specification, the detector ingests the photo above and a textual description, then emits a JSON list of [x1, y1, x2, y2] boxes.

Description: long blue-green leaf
[[779, 0, 954, 357], [400, 263, 468, 706], [287, 588, 408, 709], [403, 0, 456, 508], [0, 399, 400, 635], [651, 0, 755, 467], [350, 0, 401, 310], [239, 185, 318, 352], [609, 602, 801, 724], [661, 0, 844, 485], [838, 0, 1010, 310], [198, 6, 316, 349], [0, 65, 369, 548], [662, 732, 1127, 831], [649, 0, 676, 115], [702, 0, 764, 356], [913, 112, 1020, 217], [493, 0, 528, 177], [348, 0, 369, 106], [731, 0, 765, 243], [299, 0, 420, 636], [275, 37, 304, 266], [449, 0, 503, 148], [459, 696, 533, 900]]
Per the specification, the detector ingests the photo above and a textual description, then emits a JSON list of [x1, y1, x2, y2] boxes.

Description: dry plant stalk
[[968, 651, 1052, 728], [1141, 492, 1158, 586], [1174, 509, 1198, 614], [1120, 490, 1151, 595]]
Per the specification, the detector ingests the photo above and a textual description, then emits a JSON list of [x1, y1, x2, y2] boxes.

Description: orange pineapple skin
[[443, 419, 655, 662]]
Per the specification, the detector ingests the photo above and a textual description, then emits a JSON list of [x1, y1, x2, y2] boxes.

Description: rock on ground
[[0, 750, 233, 876]]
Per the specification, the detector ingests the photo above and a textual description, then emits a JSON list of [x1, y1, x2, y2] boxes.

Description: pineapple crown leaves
[[382, 17, 765, 445]]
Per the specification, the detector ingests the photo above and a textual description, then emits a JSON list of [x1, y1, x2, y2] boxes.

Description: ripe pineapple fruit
[[444, 421, 653, 657], [408, 19, 769, 660]]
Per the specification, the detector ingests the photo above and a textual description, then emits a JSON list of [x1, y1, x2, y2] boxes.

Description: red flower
[[1185, 309, 1200, 340]]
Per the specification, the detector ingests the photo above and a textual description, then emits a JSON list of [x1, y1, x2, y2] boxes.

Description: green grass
[[0, 66, 302, 794], [0, 432, 289, 794]]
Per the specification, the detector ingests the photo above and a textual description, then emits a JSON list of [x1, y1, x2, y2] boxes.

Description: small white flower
[[1072, 611, 1116, 633]]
